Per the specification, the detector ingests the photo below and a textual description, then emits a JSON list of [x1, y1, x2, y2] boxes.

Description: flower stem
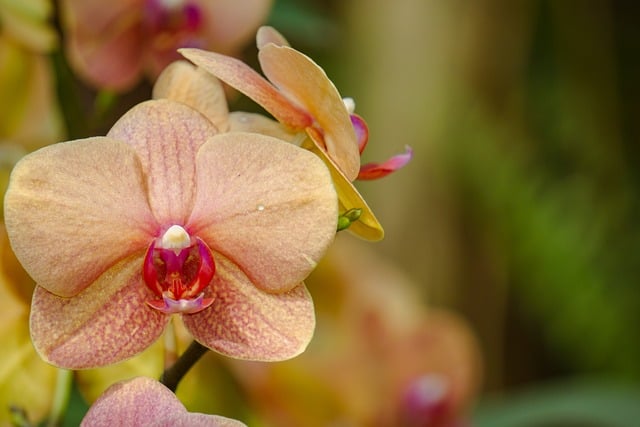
[[47, 369, 73, 427], [160, 340, 209, 392]]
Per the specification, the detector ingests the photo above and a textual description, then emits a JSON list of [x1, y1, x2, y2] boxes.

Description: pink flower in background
[[81, 377, 246, 426], [180, 26, 412, 241], [4, 82, 337, 368], [60, 0, 273, 90]]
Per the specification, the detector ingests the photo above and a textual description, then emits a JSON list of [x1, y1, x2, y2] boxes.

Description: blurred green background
[[292, 0, 640, 424]]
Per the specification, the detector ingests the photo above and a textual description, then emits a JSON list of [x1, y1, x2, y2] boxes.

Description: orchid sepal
[[302, 132, 384, 241], [358, 145, 414, 180], [178, 47, 313, 130]]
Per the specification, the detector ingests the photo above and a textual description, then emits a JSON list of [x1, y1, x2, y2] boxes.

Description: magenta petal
[[30, 255, 169, 369], [187, 133, 337, 293], [81, 377, 246, 427], [357, 145, 414, 180], [182, 255, 315, 361], [107, 99, 219, 226], [351, 114, 369, 154], [4, 138, 157, 297]]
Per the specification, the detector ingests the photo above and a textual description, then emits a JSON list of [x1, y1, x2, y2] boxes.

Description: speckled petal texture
[[182, 255, 315, 361], [153, 61, 230, 132], [81, 377, 246, 427], [179, 48, 312, 130], [187, 132, 337, 293], [30, 255, 169, 369], [107, 99, 219, 226], [4, 138, 157, 297]]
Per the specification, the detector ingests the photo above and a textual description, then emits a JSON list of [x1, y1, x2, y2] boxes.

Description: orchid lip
[[146, 292, 214, 314], [143, 226, 216, 313]]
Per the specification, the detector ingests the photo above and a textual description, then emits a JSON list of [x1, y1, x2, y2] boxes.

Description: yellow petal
[[0, 231, 56, 425], [303, 135, 384, 241], [0, 0, 57, 51]]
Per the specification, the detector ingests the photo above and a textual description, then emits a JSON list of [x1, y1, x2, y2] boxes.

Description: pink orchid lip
[[146, 292, 215, 314], [143, 0, 203, 34], [143, 226, 216, 314]]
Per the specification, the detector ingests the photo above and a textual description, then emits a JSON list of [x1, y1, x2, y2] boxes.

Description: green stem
[[160, 340, 209, 393], [47, 369, 73, 427]]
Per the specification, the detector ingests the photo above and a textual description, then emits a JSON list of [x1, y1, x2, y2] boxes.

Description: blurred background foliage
[[3, 0, 640, 425], [332, 0, 640, 424], [336, 0, 640, 385]]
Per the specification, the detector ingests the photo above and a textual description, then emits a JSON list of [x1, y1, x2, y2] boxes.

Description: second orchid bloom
[[4, 50, 338, 369], [180, 26, 412, 241]]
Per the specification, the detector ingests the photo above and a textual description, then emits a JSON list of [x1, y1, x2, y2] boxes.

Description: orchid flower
[[60, 0, 273, 90], [81, 376, 246, 426], [4, 68, 338, 368], [179, 26, 412, 241]]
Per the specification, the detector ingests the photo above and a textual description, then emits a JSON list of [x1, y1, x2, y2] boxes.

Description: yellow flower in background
[[0, 223, 58, 425], [0, 0, 65, 151], [0, 0, 56, 51]]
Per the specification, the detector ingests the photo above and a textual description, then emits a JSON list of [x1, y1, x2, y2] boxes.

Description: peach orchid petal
[[108, 99, 219, 226], [153, 61, 230, 132], [256, 25, 290, 49], [4, 138, 157, 297], [30, 254, 169, 369], [179, 47, 313, 130], [187, 133, 337, 293], [183, 255, 315, 361], [81, 377, 246, 427], [228, 112, 298, 143], [258, 43, 361, 181]]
